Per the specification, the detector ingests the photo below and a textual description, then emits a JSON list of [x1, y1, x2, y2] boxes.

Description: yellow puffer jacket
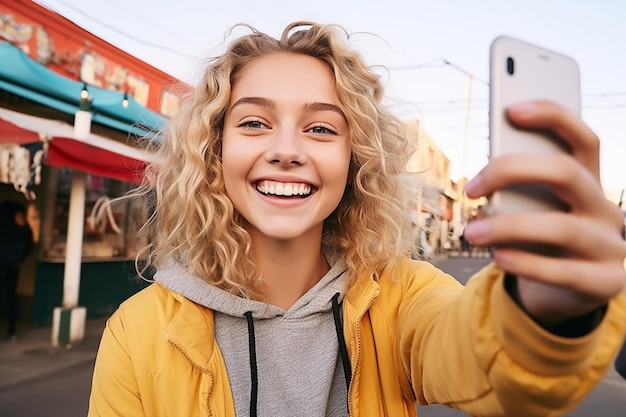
[[88, 260, 626, 417]]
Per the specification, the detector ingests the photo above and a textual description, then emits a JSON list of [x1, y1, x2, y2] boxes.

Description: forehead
[[230, 53, 337, 105]]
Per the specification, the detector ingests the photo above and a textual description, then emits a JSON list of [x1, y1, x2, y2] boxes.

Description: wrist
[[504, 274, 607, 337]]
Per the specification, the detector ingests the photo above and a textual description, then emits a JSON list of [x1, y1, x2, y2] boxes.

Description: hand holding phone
[[463, 36, 626, 326]]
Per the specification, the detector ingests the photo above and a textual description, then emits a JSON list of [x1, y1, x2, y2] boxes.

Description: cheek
[[339, 147, 352, 180], [221, 139, 259, 208], [323, 152, 351, 194], [221, 142, 241, 193]]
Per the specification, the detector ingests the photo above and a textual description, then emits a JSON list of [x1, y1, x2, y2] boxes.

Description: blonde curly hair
[[137, 21, 419, 299]]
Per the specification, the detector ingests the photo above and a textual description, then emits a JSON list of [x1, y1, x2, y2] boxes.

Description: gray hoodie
[[154, 253, 350, 417]]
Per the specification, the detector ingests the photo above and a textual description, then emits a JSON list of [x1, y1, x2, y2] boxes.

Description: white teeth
[[256, 180, 312, 197]]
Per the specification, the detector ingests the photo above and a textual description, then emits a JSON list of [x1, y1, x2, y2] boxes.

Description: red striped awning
[[0, 116, 42, 145], [0, 107, 153, 184]]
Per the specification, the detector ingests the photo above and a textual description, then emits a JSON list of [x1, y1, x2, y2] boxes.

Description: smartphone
[[488, 36, 581, 215]]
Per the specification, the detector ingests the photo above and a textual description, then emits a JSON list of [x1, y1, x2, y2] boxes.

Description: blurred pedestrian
[[0, 200, 33, 342], [616, 339, 626, 379], [460, 226, 471, 256]]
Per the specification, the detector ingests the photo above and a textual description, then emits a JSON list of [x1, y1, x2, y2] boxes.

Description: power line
[[390, 58, 489, 86], [234, 0, 281, 25], [390, 58, 626, 110], [582, 92, 626, 109], [35, 0, 199, 60], [100, 0, 202, 48], [395, 92, 626, 113]]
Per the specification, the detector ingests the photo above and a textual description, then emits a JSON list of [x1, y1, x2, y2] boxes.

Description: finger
[[506, 101, 600, 180], [464, 213, 625, 259], [465, 153, 604, 215], [491, 247, 626, 300]]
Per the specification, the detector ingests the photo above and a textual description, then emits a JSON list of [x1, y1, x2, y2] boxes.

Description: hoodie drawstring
[[244, 311, 258, 417], [244, 294, 351, 417], [332, 292, 352, 389]]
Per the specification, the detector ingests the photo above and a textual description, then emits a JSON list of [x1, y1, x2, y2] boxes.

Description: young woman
[[88, 22, 626, 417]]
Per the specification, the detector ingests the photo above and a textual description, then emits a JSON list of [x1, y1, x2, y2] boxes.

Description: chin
[[253, 223, 320, 242], [261, 230, 307, 241]]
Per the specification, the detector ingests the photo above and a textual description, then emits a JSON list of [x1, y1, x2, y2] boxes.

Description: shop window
[[41, 167, 148, 261]]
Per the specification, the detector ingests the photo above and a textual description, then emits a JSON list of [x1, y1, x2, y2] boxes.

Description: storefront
[[0, 1, 183, 331], [0, 62, 162, 326]]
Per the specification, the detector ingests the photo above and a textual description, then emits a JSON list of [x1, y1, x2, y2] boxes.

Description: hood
[[153, 250, 349, 319]]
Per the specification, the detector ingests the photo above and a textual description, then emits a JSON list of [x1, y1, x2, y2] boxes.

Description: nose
[[265, 128, 307, 166]]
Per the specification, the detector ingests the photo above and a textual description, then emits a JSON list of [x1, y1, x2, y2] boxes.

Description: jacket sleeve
[[397, 261, 626, 417], [88, 310, 145, 417]]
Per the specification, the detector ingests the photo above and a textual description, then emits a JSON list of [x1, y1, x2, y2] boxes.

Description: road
[[0, 360, 93, 417], [1, 255, 624, 416]]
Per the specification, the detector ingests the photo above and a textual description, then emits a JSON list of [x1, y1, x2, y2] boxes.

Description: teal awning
[[0, 41, 165, 138]]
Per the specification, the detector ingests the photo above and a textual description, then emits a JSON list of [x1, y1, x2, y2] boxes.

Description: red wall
[[0, 0, 187, 116]]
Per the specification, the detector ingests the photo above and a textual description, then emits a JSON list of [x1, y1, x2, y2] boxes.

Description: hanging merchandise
[[0, 141, 45, 199]]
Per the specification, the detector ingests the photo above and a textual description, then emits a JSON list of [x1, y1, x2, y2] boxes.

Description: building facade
[[405, 119, 485, 255], [0, 0, 185, 327]]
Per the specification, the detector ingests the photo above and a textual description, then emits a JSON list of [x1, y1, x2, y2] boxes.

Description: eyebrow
[[230, 96, 275, 111], [230, 97, 343, 116], [303, 101, 344, 116]]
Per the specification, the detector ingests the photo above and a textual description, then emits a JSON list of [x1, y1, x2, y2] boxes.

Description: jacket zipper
[[168, 339, 215, 417], [347, 287, 379, 417]]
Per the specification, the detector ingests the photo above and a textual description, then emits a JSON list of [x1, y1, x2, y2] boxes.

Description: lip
[[252, 174, 316, 186], [256, 191, 313, 208]]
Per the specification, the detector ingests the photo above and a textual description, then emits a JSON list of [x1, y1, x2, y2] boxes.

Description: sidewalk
[[0, 315, 108, 391]]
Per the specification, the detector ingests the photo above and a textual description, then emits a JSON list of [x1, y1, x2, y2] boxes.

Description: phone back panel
[[489, 36, 581, 214]]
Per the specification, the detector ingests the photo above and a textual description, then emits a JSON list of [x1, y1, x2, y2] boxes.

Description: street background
[[34, 0, 626, 199], [1, 255, 625, 416]]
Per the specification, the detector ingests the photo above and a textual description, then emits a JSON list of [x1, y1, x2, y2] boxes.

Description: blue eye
[[239, 120, 267, 130], [246, 121, 264, 129], [308, 125, 336, 135]]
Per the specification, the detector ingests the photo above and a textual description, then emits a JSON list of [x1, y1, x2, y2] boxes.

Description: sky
[[34, 0, 626, 201]]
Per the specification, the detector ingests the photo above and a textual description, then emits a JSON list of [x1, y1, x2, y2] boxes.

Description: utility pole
[[460, 74, 474, 223]]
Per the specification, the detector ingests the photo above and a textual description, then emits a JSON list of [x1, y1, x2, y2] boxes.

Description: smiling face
[[222, 53, 351, 244]]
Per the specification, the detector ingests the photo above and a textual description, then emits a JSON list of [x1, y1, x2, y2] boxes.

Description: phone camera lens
[[506, 57, 515, 75]]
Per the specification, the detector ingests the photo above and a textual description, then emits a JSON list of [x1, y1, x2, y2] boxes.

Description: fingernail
[[508, 101, 537, 117], [464, 175, 481, 196], [465, 220, 489, 242]]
